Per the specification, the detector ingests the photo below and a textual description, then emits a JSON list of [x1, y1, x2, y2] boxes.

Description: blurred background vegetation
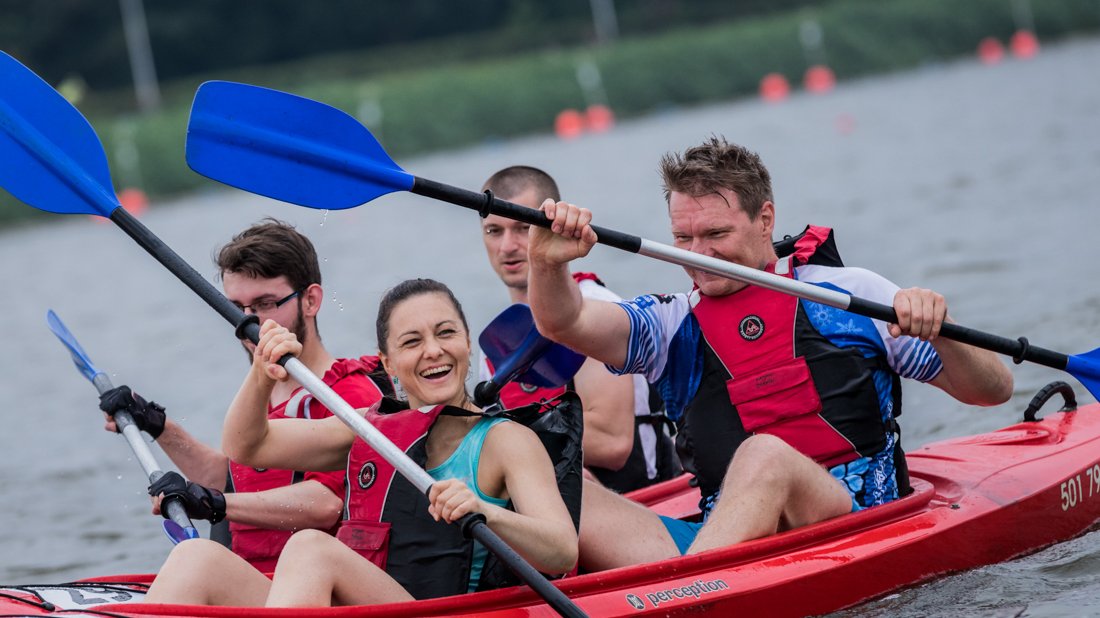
[[2, 0, 1099, 226]]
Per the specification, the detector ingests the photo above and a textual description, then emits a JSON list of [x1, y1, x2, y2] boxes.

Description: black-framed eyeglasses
[[234, 289, 303, 315]]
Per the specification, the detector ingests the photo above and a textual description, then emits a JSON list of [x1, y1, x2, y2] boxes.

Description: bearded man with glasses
[[99, 218, 391, 572]]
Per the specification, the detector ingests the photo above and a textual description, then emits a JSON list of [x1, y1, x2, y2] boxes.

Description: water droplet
[[319, 210, 329, 227], [116, 475, 123, 480], [338, 303, 344, 311]]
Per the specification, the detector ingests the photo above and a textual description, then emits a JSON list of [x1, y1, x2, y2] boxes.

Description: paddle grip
[[465, 518, 587, 618], [847, 297, 1069, 370], [473, 380, 503, 408], [412, 178, 642, 253]]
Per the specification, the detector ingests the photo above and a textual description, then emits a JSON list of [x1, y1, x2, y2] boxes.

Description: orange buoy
[[978, 37, 1004, 65], [803, 65, 836, 94], [1010, 30, 1040, 59], [584, 104, 615, 133], [554, 109, 585, 140], [118, 188, 149, 216], [759, 73, 790, 103]]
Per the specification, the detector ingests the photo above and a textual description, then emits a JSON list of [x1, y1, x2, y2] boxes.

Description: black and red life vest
[[678, 226, 900, 502], [226, 356, 388, 571], [340, 394, 583, 600]]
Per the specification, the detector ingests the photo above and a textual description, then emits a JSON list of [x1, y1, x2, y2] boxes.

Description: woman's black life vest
[[340, 393, 583, 600]]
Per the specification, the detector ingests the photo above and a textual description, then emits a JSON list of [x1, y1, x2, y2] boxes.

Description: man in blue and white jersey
[[525, 137, 1013, 571]]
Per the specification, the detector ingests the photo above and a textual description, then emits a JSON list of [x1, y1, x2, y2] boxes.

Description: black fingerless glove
[[99, 385, 166, 439], [149, 471, 227, 524]]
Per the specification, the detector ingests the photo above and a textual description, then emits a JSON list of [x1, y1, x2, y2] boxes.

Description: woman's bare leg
[[266, 530, 413, 607], [145, 539, 271, 606]]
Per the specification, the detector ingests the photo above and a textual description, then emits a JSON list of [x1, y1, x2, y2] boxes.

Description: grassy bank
[[3, 0, 1098, 228]]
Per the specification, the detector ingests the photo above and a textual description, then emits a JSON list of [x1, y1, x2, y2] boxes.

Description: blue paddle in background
[[184, 80, 1100, 402], [476, 304, 585, 408], [46, 310, 200, 544], [0, 51, 586, 618]]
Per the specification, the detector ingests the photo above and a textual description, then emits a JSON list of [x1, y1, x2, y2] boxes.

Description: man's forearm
[[528, 261, 584, 342], [224, 480, 344, 531], [155, 420, 229, 489]]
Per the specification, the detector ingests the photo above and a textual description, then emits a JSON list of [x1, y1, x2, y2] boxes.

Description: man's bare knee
[[283, 528, 330, 550], [724, 434, 800, 485], [735, 434, 796, 461]]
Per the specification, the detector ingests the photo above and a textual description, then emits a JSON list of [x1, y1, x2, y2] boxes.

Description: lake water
[[1, 36, 1098, 616]]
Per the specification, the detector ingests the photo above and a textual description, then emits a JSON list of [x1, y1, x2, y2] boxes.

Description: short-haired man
[[100, 219, 389, 571], [479, 166, 680, 492], [524, 138, 1013, 569]]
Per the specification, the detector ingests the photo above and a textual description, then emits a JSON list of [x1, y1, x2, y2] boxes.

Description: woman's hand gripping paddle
[[475, 304, 585, 408], [45, 310, 200, 544], [0, 52, 586, 618], [184, 80, 1100, 402]]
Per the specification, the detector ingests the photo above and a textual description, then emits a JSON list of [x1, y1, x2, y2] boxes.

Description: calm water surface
[[1, 37, 1098, 616]]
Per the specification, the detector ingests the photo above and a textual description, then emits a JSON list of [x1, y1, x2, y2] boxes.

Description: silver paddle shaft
[[637, 239, 853, 309], [90, 372, 191, 529], [283, 357, 434, 492]]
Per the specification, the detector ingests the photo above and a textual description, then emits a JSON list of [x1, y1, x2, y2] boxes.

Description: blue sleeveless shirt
[[426, 416, 510, 592]]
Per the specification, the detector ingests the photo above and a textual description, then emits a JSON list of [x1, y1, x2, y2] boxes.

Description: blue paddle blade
[[1066, 346, 1100, 402], [0, 52, 119, 217], [45, 310, 102, 384], [480, 304, 585, 388], [162, 520, 201, 545], [186, 81, 414, 210]]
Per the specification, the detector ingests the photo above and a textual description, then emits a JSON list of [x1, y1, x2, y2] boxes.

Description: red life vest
[[340, 394, 583, 600], [681, 226, 892, 499], [227, 356, 386, 571]]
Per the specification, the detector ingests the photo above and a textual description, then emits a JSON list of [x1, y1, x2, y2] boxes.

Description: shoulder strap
[[773, 225, 844, 267]]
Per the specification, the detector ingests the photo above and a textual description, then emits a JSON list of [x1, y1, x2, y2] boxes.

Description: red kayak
[[4, 400, 1099, 617]]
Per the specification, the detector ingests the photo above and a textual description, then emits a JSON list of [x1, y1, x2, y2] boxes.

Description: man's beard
[[240, 303, 308, 366]]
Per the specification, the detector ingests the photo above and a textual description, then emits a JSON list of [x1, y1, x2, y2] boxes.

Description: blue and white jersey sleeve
[[609, 293, 693, 383], [796, 265, 943, 383]]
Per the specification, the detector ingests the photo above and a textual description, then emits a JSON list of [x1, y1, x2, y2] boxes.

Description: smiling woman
[[140, 278, 579, 608]]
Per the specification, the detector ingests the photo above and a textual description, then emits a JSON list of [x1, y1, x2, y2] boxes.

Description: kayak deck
[[4, 406, 1099, 617]]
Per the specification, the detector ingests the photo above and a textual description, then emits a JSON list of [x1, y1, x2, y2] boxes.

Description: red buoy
[[803, 65, 836, 94], [118, 188, 149, 216], [554, 109, 585, 140], [584, 104, 615, 133], [978, 37, 1005, 65], [1010, 30, 1040, 59], [759, 73, 790, 103]]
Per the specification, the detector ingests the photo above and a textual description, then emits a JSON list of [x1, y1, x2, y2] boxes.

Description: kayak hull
[[4, 405, 1100, 617]]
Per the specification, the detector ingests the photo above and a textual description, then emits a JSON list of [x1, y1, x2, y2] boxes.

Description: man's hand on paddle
[[99, 385, 167, 438], [149, 471, 227, 524], [528, 199, 598, 267], [890, 287, 948, 341], [251, 320, 302, 383]]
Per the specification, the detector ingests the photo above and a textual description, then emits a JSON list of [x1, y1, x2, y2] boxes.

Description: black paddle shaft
[[847, 297, 1070, 370], [459, 515, 585, 618], [412, 177, 642, 253], [110, 208, 260, 343]]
